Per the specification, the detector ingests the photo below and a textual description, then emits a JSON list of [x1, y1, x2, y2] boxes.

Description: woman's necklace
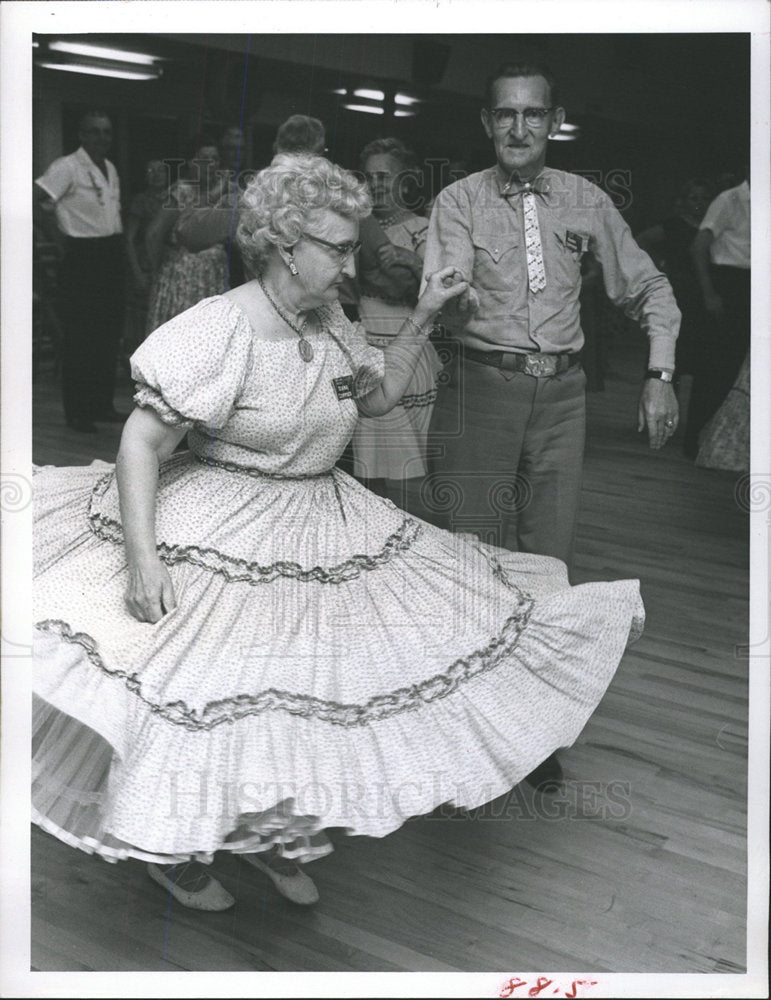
[[257, 273, 315, 362], [374, 209, 408, 229]]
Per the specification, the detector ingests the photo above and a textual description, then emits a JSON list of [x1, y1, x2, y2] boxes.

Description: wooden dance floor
[[30, 332, 749, 974]]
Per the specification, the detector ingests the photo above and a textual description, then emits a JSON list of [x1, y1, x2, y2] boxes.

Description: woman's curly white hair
[[236, 154, 371, 275]]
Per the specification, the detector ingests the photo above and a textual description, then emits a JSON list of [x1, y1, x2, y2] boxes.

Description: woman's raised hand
[[125, 555, 177, 624], [418, 266, 478, 320]]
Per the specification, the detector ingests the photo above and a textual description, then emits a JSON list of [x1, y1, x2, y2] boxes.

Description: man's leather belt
[[463, 346, 581, 377]]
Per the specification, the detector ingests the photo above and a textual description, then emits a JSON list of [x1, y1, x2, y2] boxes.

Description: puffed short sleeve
[[131, 298, 253, 429]]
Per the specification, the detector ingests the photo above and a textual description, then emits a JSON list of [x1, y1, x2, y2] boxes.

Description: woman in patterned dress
[[695, 350, 749, 472], [33, 155, 644, 912], [353, 138, 441, 518], [144, 136, 230, 336]]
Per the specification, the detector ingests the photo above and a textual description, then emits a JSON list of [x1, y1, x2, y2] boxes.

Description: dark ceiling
[[33, 32, 751, 227]]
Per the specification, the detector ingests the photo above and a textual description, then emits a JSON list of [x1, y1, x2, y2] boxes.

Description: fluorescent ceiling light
[[559, 123, 579, 133], [36, 61, 161, 81], [394, 109, 417, 118], [47, 40, 160, 65], [331, 88, 347, 96], [353, 88, 384, 102], [548, 133, 577, 141], [395, 93, 421, 106], [342, 103, 384, 115]]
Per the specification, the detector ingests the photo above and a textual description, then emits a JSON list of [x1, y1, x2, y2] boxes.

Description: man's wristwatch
[[645, 369, 675, 383]]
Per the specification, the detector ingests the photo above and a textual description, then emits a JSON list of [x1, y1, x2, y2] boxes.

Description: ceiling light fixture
[[353, 88, 385, 102], [47, 40, 161, 65], [342, 103, 384, 115], [395, 93, 421, 106], [394, 109, 417, 118], [35, 60, 162, 81]]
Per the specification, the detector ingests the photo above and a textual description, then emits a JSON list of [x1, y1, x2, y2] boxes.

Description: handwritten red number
[[500, 978, 528, 998], [529, 978, 554, 997], [565, 981, 599, 998]]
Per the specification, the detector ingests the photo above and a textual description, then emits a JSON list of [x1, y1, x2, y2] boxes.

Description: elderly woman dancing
[[354, 138, 439, 517], [33, 154, 644, 912]]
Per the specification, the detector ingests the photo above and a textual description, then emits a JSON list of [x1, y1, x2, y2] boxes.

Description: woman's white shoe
[[147, 862, 235, 911], [242, 850, 320, 905]]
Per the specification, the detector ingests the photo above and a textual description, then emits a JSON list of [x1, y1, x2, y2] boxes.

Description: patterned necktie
[[522, 190, 546, 293]]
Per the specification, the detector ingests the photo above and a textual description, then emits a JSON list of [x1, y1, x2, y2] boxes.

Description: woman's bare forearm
[[116, 409, 186, 564], [357, 268, 471, 417], [357, 309, 434, 416]]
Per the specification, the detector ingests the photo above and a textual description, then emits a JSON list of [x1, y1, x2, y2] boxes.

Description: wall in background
[[33, 32, 749, 229]]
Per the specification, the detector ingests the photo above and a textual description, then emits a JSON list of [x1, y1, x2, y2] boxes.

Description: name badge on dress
[[565, 230, 590, 254], [332, 375, 355, 400]]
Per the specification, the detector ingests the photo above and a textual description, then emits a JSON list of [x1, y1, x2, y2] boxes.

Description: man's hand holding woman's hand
[[419, 267, 479, 322]]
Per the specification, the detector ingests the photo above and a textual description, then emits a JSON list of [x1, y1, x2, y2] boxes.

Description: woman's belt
[[462, 346, 581, 378]]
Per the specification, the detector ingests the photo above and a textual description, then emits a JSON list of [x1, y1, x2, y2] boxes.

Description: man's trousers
[[58, 234, 125, 424], [425, 351, 586, 570]]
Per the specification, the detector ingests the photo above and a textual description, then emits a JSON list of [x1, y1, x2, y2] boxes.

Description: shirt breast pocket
[[550, 230, 585, 289], [472, 232, 520, 291]]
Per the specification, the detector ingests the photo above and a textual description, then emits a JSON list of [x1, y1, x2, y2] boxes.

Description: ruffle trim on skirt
[[33, 573, 643, 859], [398, 387, 437, 410], [32, 696, 333, 866], [36, 584, 533, 731], [86, 469, 423, 585]]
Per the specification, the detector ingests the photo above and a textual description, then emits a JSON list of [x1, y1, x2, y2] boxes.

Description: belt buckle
[[524, 354, 557, 377]]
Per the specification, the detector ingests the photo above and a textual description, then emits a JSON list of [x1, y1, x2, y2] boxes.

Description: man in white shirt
[[34, 110, 125, 433], [685, 175, 750, 457]]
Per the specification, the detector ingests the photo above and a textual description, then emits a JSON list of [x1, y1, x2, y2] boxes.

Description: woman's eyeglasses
[[487, 107, 554, 129], [302, 232, 361, 264]]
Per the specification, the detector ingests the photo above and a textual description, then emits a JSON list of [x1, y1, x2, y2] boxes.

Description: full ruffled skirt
[[33, 454, 644, 865]]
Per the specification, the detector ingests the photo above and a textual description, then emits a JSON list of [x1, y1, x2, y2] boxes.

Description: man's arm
[[33, 181, 62, 246], [591, 190, 680, 449], [34, 155, 76, 246], [422, 186, 477, 327], [593, 198, 679, 370]]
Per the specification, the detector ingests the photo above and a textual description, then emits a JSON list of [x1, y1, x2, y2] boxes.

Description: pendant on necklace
[[298, 337, 314, 362]]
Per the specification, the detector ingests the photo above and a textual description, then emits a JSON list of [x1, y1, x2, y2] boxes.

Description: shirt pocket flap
[[472, 232, 520, 263]]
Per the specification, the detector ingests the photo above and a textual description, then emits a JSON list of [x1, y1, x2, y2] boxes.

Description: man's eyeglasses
[[303, 232, 361, 264], [487, 107, 554, 129]]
